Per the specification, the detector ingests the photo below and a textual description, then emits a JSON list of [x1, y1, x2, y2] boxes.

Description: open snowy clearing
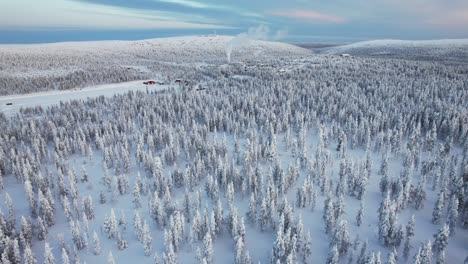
[[0, 80, 170, 116]]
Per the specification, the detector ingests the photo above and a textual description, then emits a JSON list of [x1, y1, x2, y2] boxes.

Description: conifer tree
[[117, 230, 128, 251], [23, 243, 37, 264], [44, 242, 55, 264], [435, 250, 445, 264], [204, 232, 213, 264], [37, 216, 48, 241], [302, 230, 312, 263], [323, 195, 335, 234], [433, 224, 450, 254], [143, 221, 153, 256], [386, 247, 397, 264], [432, 190, 445, 224], [356, 202, 364, 227], [447, 196, 459, 236], [61, 248, 70, 264], [108, 251, 115, 264], [93, 231, 101, 255], [247, 193, 256, 224], [326, 245, 339, 264], [84, 195, 95, 220], [332, 220, 351, 257]]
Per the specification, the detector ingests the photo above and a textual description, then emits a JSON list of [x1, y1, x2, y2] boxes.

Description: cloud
[[269, 9, 346, 23], [156, 0, 262, 18], [424, 9, 468, 33], [157, 0, 219, 9], [0, 0, 231, 30]]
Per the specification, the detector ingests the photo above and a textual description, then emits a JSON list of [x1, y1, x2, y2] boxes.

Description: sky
[[0, 0, 467, 44]]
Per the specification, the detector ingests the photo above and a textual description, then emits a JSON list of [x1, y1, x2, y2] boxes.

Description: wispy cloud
[[156, 0, 262, 18], [0, 0, 231, 29], [269, 9, 346, 23], [158, 0, 216, 9]]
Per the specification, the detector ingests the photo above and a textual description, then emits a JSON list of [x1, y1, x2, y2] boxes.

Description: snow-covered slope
[[321, 39, 468, 63], [0, 35, 310, 95], [0, 80, 170, 116]]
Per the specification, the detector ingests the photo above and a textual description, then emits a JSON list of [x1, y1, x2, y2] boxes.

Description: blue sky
[[1, 0, 467, 43]]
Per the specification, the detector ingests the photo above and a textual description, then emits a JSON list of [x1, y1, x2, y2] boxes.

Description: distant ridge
[[319, 39, 468, 64]]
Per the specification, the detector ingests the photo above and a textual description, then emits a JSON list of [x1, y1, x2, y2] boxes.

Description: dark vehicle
[[6, 102, 13, 106], [143, 80, 156, 85]]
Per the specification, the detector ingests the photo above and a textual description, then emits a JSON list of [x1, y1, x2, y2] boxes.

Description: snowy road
[[0, 80, 169, 116]]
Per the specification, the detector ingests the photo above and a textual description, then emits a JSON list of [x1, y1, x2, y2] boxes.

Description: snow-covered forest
[[0, 36, 308, 95], [0, 37, 467, 264]]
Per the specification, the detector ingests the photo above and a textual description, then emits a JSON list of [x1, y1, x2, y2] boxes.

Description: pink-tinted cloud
[[424, 9, 468, 33], [269, 9, 346, 23]]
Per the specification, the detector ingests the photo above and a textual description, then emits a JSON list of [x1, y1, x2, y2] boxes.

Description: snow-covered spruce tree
[[386, 247, 397, 264], [93, 231, 101, 255], [117, 230, 128, 251], [20, 215, 33, 246], [61, 248, 70, 264], [163, 242, 177, 264], [378, 193, 391, 242], [403, 215, 415, 260], [143, 221, 153, 256], [23, 243, 37, 264], [83, 195, 95, 220], [234, 235, 244, 264], [271, 219, 286, 263], [326, 245, 339, 264], [70, 220, 85, 250], [384, 205, 404, 247], [4, 193, 15, 232], [356, 201, 364, 227], [311, 190, 317, 212], [433, 224, 450, 254], [133, 181, 142, 209], [368, 251, 382, 264], [413, 180, 426, 210], [37, 216, 48, 241], [39, 189, 55, 227], [133, 209, 143, 241], [323, 194, 336, 235], [203, 232, 213, 264], [435, 250, 445, 264], [108, 251, 115, 264], [334, 193, 345, 219], [100, 191, 107, 204], [119, 210, 127, 233], [331, 220, 351, 257], [447, 196, 459, 236], [247, 192, 257, 224], [24, 180, 37, 218], [432, 190, 445, 224], [301, 230, 312, 262], [417, 240, 433, 264], [104, 209, 119, 239], [44, 242, 55, 264]]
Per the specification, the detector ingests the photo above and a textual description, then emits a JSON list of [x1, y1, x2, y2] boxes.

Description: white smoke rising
[[225, 25, 288, 63]]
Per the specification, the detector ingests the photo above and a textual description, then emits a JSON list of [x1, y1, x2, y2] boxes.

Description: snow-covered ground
[[0, 80, 170, 116]]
